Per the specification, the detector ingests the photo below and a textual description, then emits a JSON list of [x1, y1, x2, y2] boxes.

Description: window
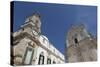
[[47, 58, 51, 64], [74, 38, 78, 44], [53, 61, 56, 64], [23, 46, 34, 65], [38, 54, 44, 65]]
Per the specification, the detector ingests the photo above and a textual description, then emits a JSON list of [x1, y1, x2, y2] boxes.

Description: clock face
[[32, 30, 38, 36]]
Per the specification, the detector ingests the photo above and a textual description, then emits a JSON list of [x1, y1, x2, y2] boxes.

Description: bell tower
[[65, 24, 97, 62], [66, 24, 90, 47]]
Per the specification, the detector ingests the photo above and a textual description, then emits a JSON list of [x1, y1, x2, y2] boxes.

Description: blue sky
[[12, 1, 97, 54]]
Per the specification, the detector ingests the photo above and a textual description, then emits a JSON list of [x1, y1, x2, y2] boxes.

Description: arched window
[[53, 61, 56, 64], [23, 46, 34, 65], [74, 38, 78, 44], [47, 58, 51, 64], [38, 52, 44, 65]]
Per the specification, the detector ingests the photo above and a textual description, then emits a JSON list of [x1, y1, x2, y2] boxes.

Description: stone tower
[[65, 24, 97, 63]]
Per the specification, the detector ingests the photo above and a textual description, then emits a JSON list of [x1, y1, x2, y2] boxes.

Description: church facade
[[11, 13, 65, 65], [65, 24, 97, 62]]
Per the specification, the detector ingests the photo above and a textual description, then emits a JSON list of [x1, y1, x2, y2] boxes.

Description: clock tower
[[20, 13, 41, 36]]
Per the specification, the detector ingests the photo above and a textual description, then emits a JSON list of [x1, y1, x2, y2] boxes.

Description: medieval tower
[[65, 24, 97, 63]]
